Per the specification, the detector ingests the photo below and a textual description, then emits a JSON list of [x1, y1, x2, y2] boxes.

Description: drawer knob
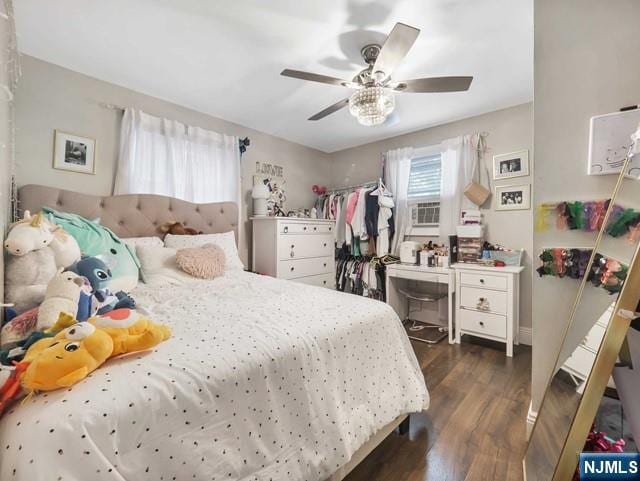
[[291, 244, 295, 248], [323, 280, 327, 285], [479, 321, 485, 327], [290, 267, 295, 272], [303, 226, 307, 231], [480, 278, 485, 283], [329, 227, 332, 231], [284, 226, 289, 233], [323, 263, 327, 267], [477, 298, 490, 311], [313, 227, 317, 231], [323, 243, 327, 247]]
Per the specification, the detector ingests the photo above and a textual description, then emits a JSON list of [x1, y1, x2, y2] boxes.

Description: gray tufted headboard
[[18, 184, 239, 241]]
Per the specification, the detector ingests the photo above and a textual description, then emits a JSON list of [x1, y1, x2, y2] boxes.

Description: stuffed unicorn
[[4, 212, 54, 256], [4, 212, 82, 314], [4, 211, 81, 269]]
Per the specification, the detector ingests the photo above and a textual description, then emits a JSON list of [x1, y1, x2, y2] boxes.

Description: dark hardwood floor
[[345, 337, 532, 481]]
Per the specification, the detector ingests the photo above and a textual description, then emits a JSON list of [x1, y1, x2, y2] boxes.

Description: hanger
[[370, 178, 390, 196]]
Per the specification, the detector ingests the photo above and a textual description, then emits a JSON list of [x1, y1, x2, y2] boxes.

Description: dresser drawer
[[460, 286, 507, 315], [581, 323, 607, 353], [279, 256, 333, 279], [280, 222, 333, 235], [459, 272, 507, 290], [459, 309, 506, 339], [292, 272, 334, 289], [563, 345, 596, 380], [278, 234, 334, 260]]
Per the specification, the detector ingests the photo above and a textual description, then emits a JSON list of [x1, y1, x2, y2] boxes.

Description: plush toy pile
[[0, 308, 170, 414], [0, 210, 171, 415]]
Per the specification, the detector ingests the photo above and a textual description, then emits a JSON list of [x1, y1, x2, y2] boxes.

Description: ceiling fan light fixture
[[348, 86, 395, 126]]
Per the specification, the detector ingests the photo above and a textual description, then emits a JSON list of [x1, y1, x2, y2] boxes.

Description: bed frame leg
[[398, 415, 410, 435]]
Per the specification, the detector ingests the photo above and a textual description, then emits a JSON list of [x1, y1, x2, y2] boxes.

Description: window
[[408, 150, 442, 235]]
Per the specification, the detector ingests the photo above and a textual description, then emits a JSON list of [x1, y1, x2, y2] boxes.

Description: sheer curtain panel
[[114, 109, 240, 204], [384, 146, 414, 255], [439, 134, 482, 237]]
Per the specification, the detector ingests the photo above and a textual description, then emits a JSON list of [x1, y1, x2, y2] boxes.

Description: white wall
[[531, 0, 640, 411], [330, 103, 534, 330], [0, 8, 18, 305], [14, 55, 332, 266]]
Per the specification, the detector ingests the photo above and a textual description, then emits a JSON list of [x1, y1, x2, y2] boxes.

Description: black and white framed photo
[[495, 184, 530, 211], [493, 150, 529, 180], [53, 130, 96, 174]]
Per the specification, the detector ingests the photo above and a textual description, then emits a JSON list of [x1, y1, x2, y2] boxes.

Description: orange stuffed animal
[[0, 309, 171, 406]]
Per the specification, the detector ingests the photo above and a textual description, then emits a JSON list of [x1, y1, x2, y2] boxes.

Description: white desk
[[385, 264, 456, 344]]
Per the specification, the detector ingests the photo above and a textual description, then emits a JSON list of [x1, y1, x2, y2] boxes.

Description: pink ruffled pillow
[[175, 243, 225, 279]]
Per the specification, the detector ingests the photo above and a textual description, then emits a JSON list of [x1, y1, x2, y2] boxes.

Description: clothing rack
[[325, 180, 378, 194]]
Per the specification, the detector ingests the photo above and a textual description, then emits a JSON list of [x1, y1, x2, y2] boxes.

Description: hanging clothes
[[314, 195, 324, 219], [344, 189, 360, 247], [376, 188, 395, 257], [335, 195, 345, 245], [335, 247, 388, 301], [351, 187, 369, 241]]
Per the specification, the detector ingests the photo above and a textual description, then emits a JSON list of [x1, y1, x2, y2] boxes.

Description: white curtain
[[384, 146, 414, 254], [439, 134, 483, 237], [114, 109, 240, 204]]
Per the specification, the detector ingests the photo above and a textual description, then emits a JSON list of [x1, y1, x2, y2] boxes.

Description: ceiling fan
[[281, 22, 473, 126]]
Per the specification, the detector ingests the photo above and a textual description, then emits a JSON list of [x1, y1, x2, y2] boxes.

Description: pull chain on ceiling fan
[[281, 22, 473, 126]]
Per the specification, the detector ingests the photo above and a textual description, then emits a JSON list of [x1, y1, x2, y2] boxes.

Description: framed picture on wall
[[495, 184, 530, 211], [53, 130, 96, 174], [492, 150, 529, 180]]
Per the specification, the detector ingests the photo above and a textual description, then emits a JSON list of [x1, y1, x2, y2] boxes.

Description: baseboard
[[519, 327, 532, 346], [526, 401, 537, 439]]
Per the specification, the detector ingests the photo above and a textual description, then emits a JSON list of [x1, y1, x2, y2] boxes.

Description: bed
[[0, 185, 429, 481]]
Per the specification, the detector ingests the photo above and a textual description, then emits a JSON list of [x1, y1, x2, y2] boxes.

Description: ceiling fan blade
[[373, 23, 420, 79], [280, 69, 356, 88], [308, 98, 350, 121], [393, 76, 473, 93]]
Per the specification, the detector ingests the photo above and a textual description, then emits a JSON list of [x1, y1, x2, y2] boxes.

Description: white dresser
[[562, 302, 614, 393], [452, 263, 524, 357], [251, 217, 336, 288]]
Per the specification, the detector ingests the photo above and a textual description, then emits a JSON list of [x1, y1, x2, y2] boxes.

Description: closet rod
[[325, 180, 378, 194]]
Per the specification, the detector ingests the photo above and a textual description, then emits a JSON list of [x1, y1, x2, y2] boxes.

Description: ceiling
[[14, 0, 533, 153]]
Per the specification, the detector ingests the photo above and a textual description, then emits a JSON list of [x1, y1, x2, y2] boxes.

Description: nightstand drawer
[[280, 222, 334, 235], [292, 272, 334, 288], [459, 272, 507, 290], [459, 309, 506, 339], [280, 256, 333, 279], [460, 286, 507, 315], [278, 234, 334, 260]]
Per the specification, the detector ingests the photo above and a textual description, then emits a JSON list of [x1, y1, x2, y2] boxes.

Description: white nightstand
[[452, 263, 524, 357]]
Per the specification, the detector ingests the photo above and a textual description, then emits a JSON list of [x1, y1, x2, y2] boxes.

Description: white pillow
[[136, 245, 199, 286], [164, 232, 244, 270], [123, 236, 164, 248]]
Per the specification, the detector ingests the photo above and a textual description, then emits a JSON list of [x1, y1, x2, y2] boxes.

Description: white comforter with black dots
[[0, 270, 429, 481]]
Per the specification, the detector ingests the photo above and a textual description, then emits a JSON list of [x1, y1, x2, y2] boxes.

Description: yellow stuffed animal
[[22, 322, 113, 392], [19, 309, 170, 393], [89, 308, 171, 356]]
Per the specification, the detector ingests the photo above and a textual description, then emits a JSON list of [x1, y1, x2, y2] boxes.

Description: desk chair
[[400, 285, 448, 344]]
